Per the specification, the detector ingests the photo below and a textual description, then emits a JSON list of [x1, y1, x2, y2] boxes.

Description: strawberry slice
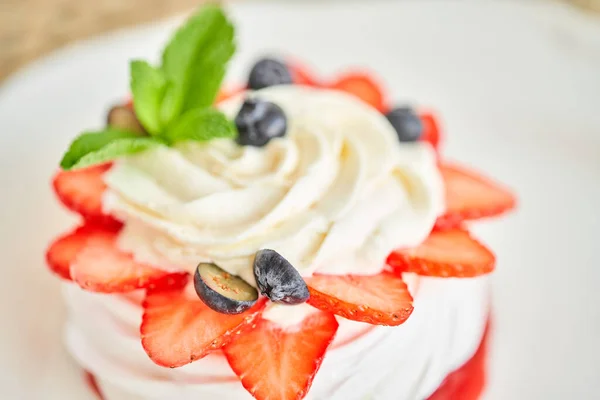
[[223, 311, 338, 400], [47, 223, 180, 292], [305, 272, 413, 326], [328, 73, 386, 111], [52, 164, 121, 228], [70, 227, 179, 293], [45, 225, 102, 281], [289, 61, 320, 86], [387, 229, 495, 278], [436, 164, 516, 229], [420, 112, 442, 151], [215, 86, 246, 104], [141, 286, 265, 368]]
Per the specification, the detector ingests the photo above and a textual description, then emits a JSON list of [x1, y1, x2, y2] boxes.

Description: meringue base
[[63, 276, 490, 400], [85, 323, 489, 400]]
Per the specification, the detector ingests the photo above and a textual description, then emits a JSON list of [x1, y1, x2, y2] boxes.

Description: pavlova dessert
[[46, 5, 516, 400]]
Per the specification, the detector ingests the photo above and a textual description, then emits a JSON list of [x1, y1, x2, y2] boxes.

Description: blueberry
[[107, 105, 145, 135], [385, 106, 423, 142], [253, 249, 309, 305], [235, 98, 287, 147], [194, 263, 258, 315], [248, 58, 293, 90]]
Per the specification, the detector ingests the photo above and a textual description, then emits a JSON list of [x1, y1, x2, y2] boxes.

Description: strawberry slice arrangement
[[45, 5, 516, 400], [224, 311, 338, 400]]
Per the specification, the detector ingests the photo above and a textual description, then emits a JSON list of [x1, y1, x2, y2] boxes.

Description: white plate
[[1, 1, 599, 399]]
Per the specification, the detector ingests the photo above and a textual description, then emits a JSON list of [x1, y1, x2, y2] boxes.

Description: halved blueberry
[[248, 58, 293, 90], [235, 98, 287, 147], [253, 249, 309, 305], [194, 263, 258, 315], [385, 106, 423, 142]]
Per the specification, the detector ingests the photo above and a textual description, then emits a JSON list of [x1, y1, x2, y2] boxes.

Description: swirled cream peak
[[103, 86, 444, 286]]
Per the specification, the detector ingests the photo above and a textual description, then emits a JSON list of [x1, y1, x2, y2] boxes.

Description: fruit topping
[[385, 106, 423, 142], [141, 284, 265, 368], [235, 98, 287, 147], [436, 164, 517, 229], [419, 112, 441, 150], [215, 85, 246, 104], [248, 58, 293, 90], [223, 311, 338, 400], [253, 249, 309, 305], [45, 225, 106, 281], [288, 61, 320, 86], [46, 223, 180, 292], [106, 105, 146, 134], [52, 164, 121, 228], [328, 73, 386, 111], [306, 272, 413, 326], [387, 228, 496, 278], [194, 263, 258, 315]]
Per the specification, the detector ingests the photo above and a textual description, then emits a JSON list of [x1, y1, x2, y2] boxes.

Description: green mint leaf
[[160, 6, 235, 125], [70, 137, 163, 170], [158, 81, 181, 130], [130, 60, 167, 135], [60, 129, 139, 170], [164, 108, 236, 144], [182, 15, 234, 110]]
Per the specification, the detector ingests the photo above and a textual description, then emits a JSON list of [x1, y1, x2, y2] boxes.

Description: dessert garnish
[[434, 164, 517, 229], [141, 284, 265, 368], [387, 228, 496, 278], [306, 272, 414, 326], [59, 5, 237, 170], [248, 58, 294, 90], [385, 106, 423, 142], [194, 262, 258, 314], [253, 249, 310, 305], [223, 310, 338, 400], [106, 105, 145, 135], [235, 98, 288, 147]]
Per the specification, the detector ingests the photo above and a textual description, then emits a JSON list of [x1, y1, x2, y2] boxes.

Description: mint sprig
[[165, 108, 236, 143], [60, 5, 237, 170], [130, 61, 167, 135]]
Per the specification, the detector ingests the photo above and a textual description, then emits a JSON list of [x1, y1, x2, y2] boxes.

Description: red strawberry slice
[[306, 272, 413, 326], [223, 311, 338, 400], [52, 164, 121, 228], [215, 86, 246, 104], [328, 73, 386, 111], [141, 286, 266, 368], [289, 61, 320, 86], [419, 112, 442, 151], [46, 223, 181, 292], [69, 226, 179, 293], [436, 164, 516, 229], [45, 225, 105, 281], [387, 229, 495, 278]]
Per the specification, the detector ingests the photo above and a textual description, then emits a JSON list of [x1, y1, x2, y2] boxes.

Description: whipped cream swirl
[[103, 86, 444, 287]]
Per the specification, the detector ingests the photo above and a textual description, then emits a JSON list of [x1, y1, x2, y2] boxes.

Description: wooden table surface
[[1, 0, 598, 82]]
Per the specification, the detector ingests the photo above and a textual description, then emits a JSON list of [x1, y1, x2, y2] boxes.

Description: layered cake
[[46, 5, 516, 400]]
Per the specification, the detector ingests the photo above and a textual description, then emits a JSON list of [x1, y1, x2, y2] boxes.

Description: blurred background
[[1, 0, 600, 81]]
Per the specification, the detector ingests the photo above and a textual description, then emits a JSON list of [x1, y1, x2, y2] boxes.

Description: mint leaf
[[60, 129, 139, 169], [183, 15, 234, 110], [160, 6, 235, 126], [70, 137, 163, 170], [130, 60, 167, 135], [164, 108, 236, 144]]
